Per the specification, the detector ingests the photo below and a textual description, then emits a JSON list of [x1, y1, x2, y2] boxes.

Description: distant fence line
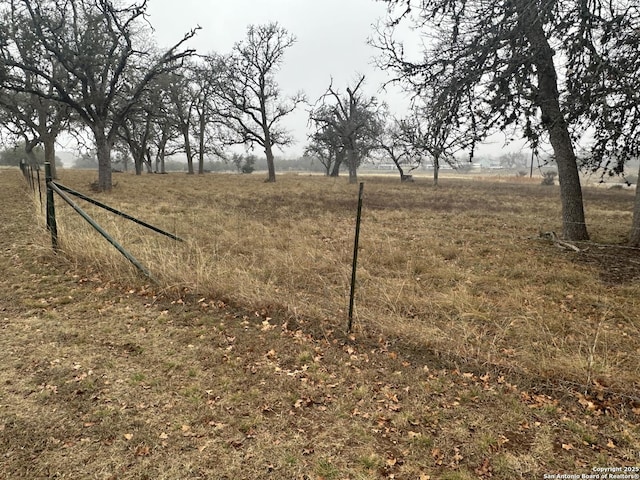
[[20, 160, 43, 208]]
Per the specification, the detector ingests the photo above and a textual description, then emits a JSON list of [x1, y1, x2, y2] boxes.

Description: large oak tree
[[374, 0, 638, 240]]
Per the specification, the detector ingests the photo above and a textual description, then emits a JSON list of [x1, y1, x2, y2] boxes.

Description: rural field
[[1, 167, 639, 479]]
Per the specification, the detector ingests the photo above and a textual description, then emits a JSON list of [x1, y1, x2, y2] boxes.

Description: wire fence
[[19, 160, 43, 209]]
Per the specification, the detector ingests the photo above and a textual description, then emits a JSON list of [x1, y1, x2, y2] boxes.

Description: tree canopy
[[309, 76, 384, 184], [0, 0, 197, 190], [374, 0, 640, 240], [212, 23, 305, 183]]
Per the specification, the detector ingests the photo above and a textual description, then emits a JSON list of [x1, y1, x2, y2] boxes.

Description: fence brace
[[43, 162, 184, 282]]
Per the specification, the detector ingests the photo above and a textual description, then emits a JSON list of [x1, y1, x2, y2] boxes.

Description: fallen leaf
[[431, 447, 443, 465], [159, 432, 169, 439], [561, 443, 573, 451], [452, 447, 464, 463], [475, 458, 493, 477], [577, 394, 597, 411], [606, 439, 616, 448], [124, 433, 133, 441], [135, 445, 150, 456]]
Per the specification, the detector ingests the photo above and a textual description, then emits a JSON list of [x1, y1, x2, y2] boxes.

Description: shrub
[[541, 171, 557, 186]]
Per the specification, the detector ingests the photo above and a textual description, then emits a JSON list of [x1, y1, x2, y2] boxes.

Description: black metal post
[[530, 149, 534, 178], [19, 159, 27, 180], [348, 182, 364, 333], [36, 164, 43, 211], [28, 164, 35, 191], [44, 162, 58, 250]]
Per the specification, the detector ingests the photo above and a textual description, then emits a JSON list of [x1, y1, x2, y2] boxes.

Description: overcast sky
[[145, 0, 521, 158], [142, 0, 412, 158]]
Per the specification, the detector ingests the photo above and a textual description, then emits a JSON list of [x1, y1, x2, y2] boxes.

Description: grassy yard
[[1, 167, 638, 479]]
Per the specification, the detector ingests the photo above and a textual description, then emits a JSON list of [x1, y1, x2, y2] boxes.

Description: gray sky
[[145, 0, 520, 158], [144, 0, 410, 158]]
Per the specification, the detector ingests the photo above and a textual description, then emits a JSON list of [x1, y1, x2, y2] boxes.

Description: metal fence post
[[45, 162, 58, 250], [348, 182, 365, 333]]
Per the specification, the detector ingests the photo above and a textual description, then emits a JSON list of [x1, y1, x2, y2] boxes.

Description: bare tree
[[213, 23, 306, 183], [374, 116, 418, 182], [310, 76, 383, 184], [0, 0, 197, 191], [0, 89, 70, 178], [163, 68, 199, 174], [120, 104, 154, 175], [147, 71, 186, 174], [192, 57, 225, 175], [0, 6, 75, 179], [304, 123, 345, 176], [407, 93, 477, 186]]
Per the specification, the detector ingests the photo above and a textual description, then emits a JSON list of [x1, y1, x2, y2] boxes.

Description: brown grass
[[1, 167, 639, 479], [46, 170, 640, 393]]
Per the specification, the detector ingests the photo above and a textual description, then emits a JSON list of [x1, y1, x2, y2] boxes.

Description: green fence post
[[45, 162, 59, 250]]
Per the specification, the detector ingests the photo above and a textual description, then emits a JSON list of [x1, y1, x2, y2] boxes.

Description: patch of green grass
[[439, 469, 477, 480], [130, 372, 146, 383], [358, 453, 383, 470], [316, 459, 340, 479]]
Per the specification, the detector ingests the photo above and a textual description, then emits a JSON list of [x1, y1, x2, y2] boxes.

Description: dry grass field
[[1, 167, 639, 479]]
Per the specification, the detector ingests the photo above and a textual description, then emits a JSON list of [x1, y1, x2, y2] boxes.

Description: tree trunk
[[264, 143, 276, 182], [156, 130, 169, 174], [95, 130, 113, 191], [144, 149, 153, 173], [347, 149, 358, 184], [182, 126, 194, 175], [393, 157, 405, 181], [25, 144, 38, 167], [629, 163, 640, 246], [134, 153, 143, 175], [198, 111, 205, 175], [330, 152, 343, 177], [43, 136, 57, 179], [518, 2, 589, 241]]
